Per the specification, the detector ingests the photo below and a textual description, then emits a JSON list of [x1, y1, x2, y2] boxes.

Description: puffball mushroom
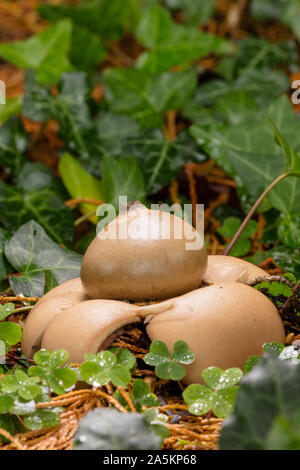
[[41, 299, 141, 363], [81, 202, 207, 301], [22, 278, 88, 358], [203, 255, 268, 285], [144, 283, 285, 385]]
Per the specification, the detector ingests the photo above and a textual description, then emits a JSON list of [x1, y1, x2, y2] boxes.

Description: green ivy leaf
[[59, 152, 105, 225], [135, 5, 229, 73], [269, 119, 300, 176], [243, 355, 262, 374], [101, 155, 146, 207], [0, 116, 28, 179], [104, 67, 197, 128], [4, 221, 82, 297], [219, 355, 300, 450], [74, 408, 161, 450], [278, 215, 300, 249], [0, 20, 73, 84], [0, 180, 74, 247], [0, 97, 22, 124]]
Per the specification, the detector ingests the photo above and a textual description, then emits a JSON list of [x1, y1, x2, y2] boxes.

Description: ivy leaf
[[217, 217, 258, 257], [0, 322, 22, 346], [122, 130, 205, 194], [74, 408, 161, 450], [101, 155, 146, 206], [0, 20, 73, 84], [69, 26, 106, 73], [59, 152, 105, 224], [0, 116, 28, 178], [0, 97, 22, 124], [0, 181, 74, 247], [166, 0, 215, 25], [278, 215, 300, 249], [269, 245, 300, 278], [0, 228, 12, 282], [135, 5, 229, 73], [190, 96, 300, 216], [219, 355, 300, 450], [24, 410, 60, 431], [17, 162, 67, 198], [4, 220, 82, 296], [104, 67, 197, 128], [43, 270, 59, 294], [39, 0, 128, 40], [95, 112, 141, 156], [243, 355, 262, 374], [269, 120, 300, 177]]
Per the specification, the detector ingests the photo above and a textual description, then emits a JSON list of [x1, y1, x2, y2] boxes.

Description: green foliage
[[0, 117, 28, 179], [28, 349, 77, 395], [183, 367, 243, 419], [220, 355, 300, 450], [59, 152, 105, 224], [0, 20, 72, 84], [4, 220, 82, 296], [144, 340, 195, 381], [217, 217, 258, 257], [80, 349, 136, 388], [135, 5, 229, 73], [74, 408, 161, 450], [104, 67, 197, 128], [0, 97, 22, 125], [244, 342, 300, 374]]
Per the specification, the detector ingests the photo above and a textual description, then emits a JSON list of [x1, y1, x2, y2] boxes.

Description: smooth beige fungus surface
[[81, 203, 207, 301], [22, 278, 88, 358], [145, 283, 285, 384], [41, 299, 141, 362], [203, 255, 268, 285]]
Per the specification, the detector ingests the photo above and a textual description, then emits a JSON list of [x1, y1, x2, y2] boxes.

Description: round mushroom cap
[[81, 203, 207, 301], [145, 283, 285, 384], [22, 278, 88, 359], [203, 255, 268, 285], [41, 299, 141, 362]]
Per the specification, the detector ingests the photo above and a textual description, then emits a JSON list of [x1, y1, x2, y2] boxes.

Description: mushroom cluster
[[22, 203, 285, 384]]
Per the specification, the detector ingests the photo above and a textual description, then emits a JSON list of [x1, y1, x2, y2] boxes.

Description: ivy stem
[[13, 306, 34, 314], [223, 172, 289, 256], [74, 210, 97, 226]]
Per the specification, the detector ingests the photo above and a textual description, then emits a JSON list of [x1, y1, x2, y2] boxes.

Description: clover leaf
[[28, 349, 77, 395], [183, 366, 243, 419], [144, 340, 195, 381], [80, 349, 135, 388]]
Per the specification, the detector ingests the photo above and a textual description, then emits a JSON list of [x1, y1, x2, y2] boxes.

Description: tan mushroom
[[41, 299, 141, 362], [144, 283, 285, 384], [203, 255, 268, 285], [22, 278, 88, 358], [81, 202, 207, 301]]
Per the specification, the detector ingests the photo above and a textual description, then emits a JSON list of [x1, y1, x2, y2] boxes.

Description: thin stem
[[74, 210, 96, 226], [13, 306, 34, 314], [223, 172, 288, 256]]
